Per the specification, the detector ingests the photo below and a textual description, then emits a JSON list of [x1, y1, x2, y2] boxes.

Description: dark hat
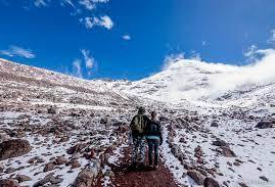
[[138, 107, 145, 114]]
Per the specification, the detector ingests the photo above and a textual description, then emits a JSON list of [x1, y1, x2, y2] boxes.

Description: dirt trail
[[110, 147, 180, 187]]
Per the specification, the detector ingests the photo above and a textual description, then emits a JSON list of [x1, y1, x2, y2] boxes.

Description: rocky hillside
[[0, 58, 275, 187]]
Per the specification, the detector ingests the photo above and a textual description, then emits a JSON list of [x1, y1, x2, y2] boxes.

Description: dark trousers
[[147, 139, 160, 166]]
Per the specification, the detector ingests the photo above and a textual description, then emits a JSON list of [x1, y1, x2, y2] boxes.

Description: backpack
[[147, 122, 159, 136], [131, 115, 145, 134]]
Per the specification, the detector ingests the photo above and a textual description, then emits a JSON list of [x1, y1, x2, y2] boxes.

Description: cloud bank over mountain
[[161, 47, 275, 100]]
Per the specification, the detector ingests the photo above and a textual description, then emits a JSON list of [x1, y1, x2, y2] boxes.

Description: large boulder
[[187, 169, 205, 185], [0, 179, 20, 187], [43, 162, 55, 172], [55, 156, 68, 165], [67, 143, 87, 154], [204, 177, 220, 187], [0, 139, 32, 160], [15, 175, 32, 183], [217, 146, 236, 157], [212, 140, 228, 147], [171, 145, 181, 158], [255, 121, 273, 129], [73, 160, 100, 187], [210, 121, 219, 128], [47, 106, 57, 114], [33, 173, 63, 187]]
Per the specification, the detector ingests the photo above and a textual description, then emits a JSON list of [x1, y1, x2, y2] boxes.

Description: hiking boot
[[138, 163, 146, 170], [129, 162, 137, 170]]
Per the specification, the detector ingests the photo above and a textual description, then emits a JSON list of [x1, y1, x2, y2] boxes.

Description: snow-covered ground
[[1, 57, 275, 186]]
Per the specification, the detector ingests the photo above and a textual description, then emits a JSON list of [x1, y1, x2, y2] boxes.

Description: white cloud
[[0, 45, 35, 59], [6, 1, 114, 31], [80, 15, 114, 30], [31, 0, 110, 10], [268, 29, 275, 45], [122, 34, 131, 40], [163, 48, 275, 100], [78, 0, 109, 11], [243, 45, 260, 63], [80, 17, 95, 29], [61, 0, 75, 8], [243, 45, 258, 57], [81, 49, 95, 69], [71, 49, 96, 78], [99, 15, 113, 29], [190, 51, 201, 60], [72, 59, 82, 78], [34, 0, 50, 7], [79, 0, 95, 10]]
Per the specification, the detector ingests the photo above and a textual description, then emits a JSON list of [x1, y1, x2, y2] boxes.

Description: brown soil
[[110, 147, 180, 187]]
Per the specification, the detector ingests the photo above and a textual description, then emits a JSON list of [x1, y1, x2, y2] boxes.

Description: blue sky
[[1, 0, 275, 80]]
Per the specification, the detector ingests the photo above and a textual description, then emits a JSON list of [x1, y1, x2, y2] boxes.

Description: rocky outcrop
[[217, 146, 236, 157], [67, 143, 87, 154], [255, 121, 273, 129], [187, 169, 205, 185], [0, 179, 20, 187], [210, 121, 219, 127], [204, 177, 220, 187], [73, 160, 101, 187], [212, 140, 228, 147], [259, 176, 269, 182], [33, 173, 63, 187], [0, 139, 32, 160], [212, 140, 236, 157], [43, 162, 55, 172], [15, 175, 32, 183], [54, 156, 68, 165]]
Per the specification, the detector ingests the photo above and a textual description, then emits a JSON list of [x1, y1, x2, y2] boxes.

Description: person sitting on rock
[[145, 111, 163, 169], [129, 107, 150, 168]]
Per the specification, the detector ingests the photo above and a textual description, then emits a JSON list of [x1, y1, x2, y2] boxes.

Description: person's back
[[130, 113, 148, 137], [146, 120, 162, 139], [146, 111, 163, 168], [129, 107, 149, 168]]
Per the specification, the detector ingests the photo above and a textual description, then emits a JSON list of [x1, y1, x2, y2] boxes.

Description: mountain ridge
[[1, 57, 275, 187]]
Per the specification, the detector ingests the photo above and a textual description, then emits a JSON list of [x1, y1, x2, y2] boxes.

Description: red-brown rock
[[0, 139, 32, 160]]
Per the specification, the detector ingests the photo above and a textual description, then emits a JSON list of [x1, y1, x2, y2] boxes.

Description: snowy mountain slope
[[110, 56, 275, 109], [108, 57, 275, 187], [0, 58, 275, 187], [0, 58, 138, 110], [0, 58, 140, 186]]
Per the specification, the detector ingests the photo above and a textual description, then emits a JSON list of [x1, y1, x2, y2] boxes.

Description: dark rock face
[[204, 177, 220, 187], [255, 121, 273, 129], [211, 122, 219, 127], [0, 139, 32, 160]]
